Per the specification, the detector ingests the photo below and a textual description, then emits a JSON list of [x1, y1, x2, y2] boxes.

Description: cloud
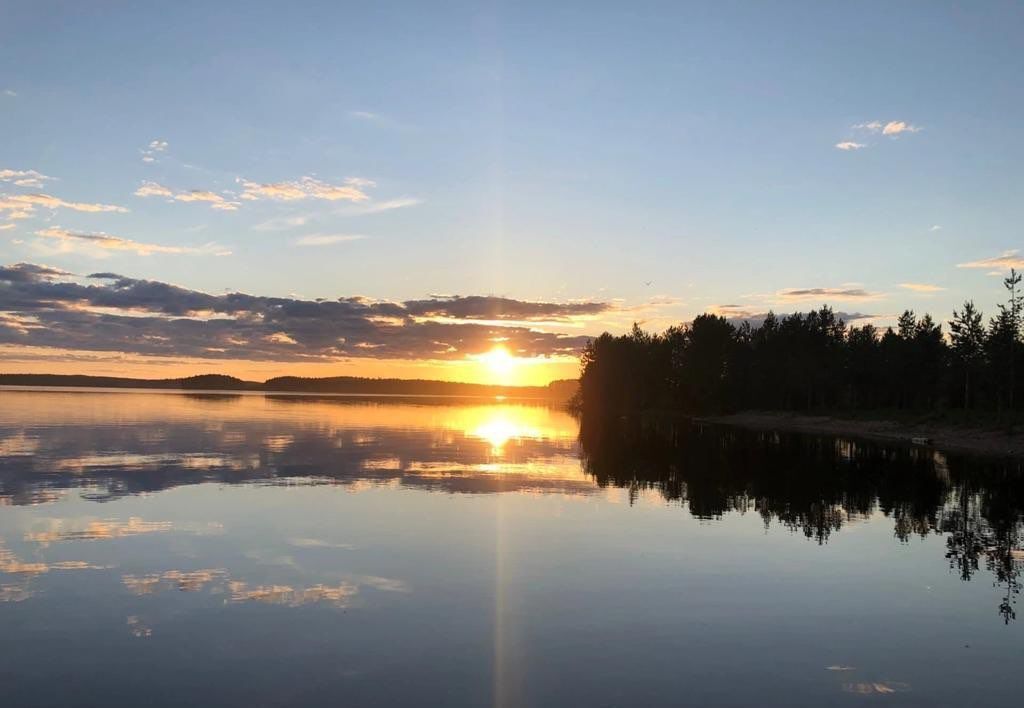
[[134, 181, 239, 211], [929, 225, 942, 232], [136, 175, 413, 215], [0, 205, 33, 220], [294, 234, 367, 247], [0, 223, 14, 231], [882, 121, 920, 136], [853, 120, 921, 136], [0, 263, 72, 282], [346, 111, 409, 130], [401, 295, 609, 323], [957, 250, 1024, 271], [898, 282, 945, 293], [3, 89, 15, 97], [835, 142, 866, 151], [134, 181, 174, 198], [174, 190, 239, 210], [0, 263, 610, 361], [253, 214, 310, 231], [774, 287, 884, 302], [34, 228, 231, 257], [140, 140, 169, 163], [0, 193, 127, 221], [0, 169, 54, 189], [237, 176, 372, 203], [346, 197, 422, 214]]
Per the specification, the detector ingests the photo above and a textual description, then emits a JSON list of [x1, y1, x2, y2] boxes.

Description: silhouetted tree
[[986, 308, 1019, 413], [846, 324, 882, 408], [677, 314, 737, 412], [950, 301, 985, 408], [575, 278, 1023, 418]]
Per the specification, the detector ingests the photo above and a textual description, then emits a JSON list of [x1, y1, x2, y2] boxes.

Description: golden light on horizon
[[0, 344, 579, 387]]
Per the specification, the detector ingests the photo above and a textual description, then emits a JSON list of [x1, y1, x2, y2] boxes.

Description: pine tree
[[949, 301, 985, 408]]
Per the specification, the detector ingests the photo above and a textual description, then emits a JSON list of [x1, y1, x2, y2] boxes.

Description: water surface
[[1, 389, 1022, 707]]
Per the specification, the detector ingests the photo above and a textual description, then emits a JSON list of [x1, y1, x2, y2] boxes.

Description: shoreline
[[0, 384, 555, 403], [697, 411, 1024, 460]]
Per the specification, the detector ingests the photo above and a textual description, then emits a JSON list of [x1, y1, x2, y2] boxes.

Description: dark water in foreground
[[1, 389, 1022, 707]]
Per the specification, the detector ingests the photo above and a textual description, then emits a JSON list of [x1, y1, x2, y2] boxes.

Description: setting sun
[[474, 346, 519, 384]]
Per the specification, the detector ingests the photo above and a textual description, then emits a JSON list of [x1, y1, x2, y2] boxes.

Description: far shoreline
[[697, 411, 1024, 460], [0, 384, 553, 403], [0, 373, 578, 403]]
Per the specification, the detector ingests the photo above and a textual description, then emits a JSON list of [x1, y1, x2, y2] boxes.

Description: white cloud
[[852, 120, 921, 136], [294, 233, 367, 247], [134, 181, 174, 198], [0, 169, 54, 189], [929, 225, 942, 232], [0, 193, 128, 221], [898, 282, 945, 293], [343, 176, 376, 189], [174, 190, 239, 211], [140, 140, 169, 163], [253, 214, 310, 231], [835, 141, 866, 151], [0, 223, 15, 231], [137, 175, 409, 215], [2, 89, 15, 97], [348, 197, 422, 214], [957, 250, 1024, 271], [13, 194, 128, 212], [237, 176, 372, 203], [882, 121, 920, 136], [34, 227, 230, 257], [134, 181, 239, 211], [349, 110, 380, 120]]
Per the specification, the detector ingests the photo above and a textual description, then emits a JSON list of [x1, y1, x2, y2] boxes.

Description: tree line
[[575, 270, 1024, 415]]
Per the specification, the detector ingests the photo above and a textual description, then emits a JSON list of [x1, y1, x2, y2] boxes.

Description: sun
[[476, 345, 519, 383]]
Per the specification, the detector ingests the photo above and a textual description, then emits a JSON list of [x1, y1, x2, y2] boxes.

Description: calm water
[[1, 389, 1023, 707]]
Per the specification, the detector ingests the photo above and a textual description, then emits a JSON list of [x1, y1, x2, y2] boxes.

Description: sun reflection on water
[[452, 406, 570, 455]]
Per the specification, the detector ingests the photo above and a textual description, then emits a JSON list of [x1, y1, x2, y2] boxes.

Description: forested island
[[0, 373, 578, 401]]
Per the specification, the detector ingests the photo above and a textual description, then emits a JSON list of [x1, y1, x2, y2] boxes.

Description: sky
[[1, 0, 1023, 384]]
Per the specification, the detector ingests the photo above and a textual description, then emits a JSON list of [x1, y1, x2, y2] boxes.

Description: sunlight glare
[[475, 346, 519, 384]]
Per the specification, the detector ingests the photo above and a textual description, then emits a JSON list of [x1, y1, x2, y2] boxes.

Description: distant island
[[0, 372, 579, 401]]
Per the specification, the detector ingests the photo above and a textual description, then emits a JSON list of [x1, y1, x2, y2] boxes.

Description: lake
[[1, 388, 1022, 707]]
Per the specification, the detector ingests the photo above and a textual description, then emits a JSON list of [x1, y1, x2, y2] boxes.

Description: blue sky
[[1, 1, 1022, 381]]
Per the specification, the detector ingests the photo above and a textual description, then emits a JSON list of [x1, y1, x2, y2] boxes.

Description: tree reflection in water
[[578, 412, 1024, 623]]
